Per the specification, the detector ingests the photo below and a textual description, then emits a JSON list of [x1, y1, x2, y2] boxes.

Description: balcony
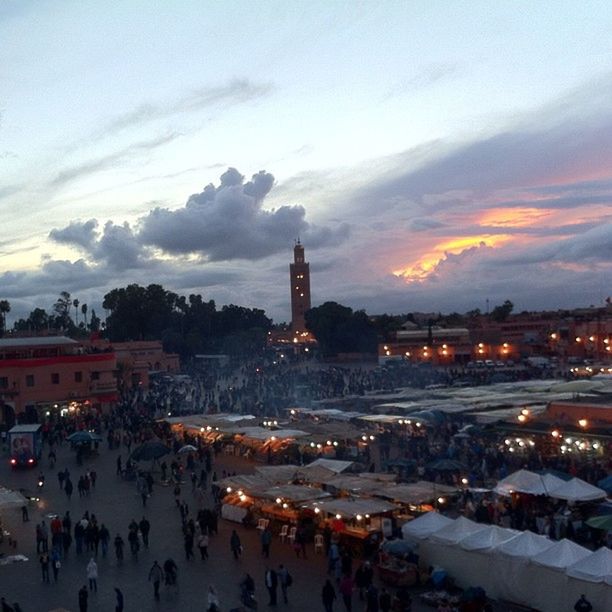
[[89, 381, 118, 395]]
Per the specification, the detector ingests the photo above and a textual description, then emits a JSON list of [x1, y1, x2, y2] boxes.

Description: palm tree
[[0, 300, 10, 336], [81, 303, 88, 329], [73, 299, 80, 327]]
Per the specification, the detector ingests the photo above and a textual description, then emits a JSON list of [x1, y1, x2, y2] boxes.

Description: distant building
[[290, 240, 311, 334], [0, 336, 117, 426], [109, 340, 180, 389], [378, 306, 612, 365], [379, 326, 472, 364]]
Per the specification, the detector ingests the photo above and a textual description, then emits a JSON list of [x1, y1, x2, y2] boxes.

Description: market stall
[[378, 539, 418, 587], [306, 496, 398, 554]]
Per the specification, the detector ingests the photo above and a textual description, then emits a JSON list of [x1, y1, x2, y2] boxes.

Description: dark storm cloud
[[50, 220, 149, 271], [0, 259, 108, 299], [49, 219, 98, 249], [138, 168, 348, 260], [494, 222, 612, 267], [93, 221, 149, 270], [102, 79, 273, 135]]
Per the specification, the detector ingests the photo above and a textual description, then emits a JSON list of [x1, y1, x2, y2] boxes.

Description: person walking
[[51, 549, 61, 582], [265, 567, 278, 606], [128, 528, 140, 557], [114, 534, 124, 561], [139, 517, 150, 548], [114, 587, 124, 612], [365, 584, 379, 612], [198, 532, 209, 560], [322, 579, 336, 612], [99, 524, 110, 557], [230, 529, 242, 559], [261, 526, 272, 558], [207, 585, 220, 612], [64, 477, 73, 500], [39, 551, 50, 583], [379, 588, 392, 612], [86, 557, 98, 592], [148, 560, 164, 600], [339, 573, 354, 611], [278, 564, 292, 604], [184, 530, 194, 560], [78, 585, 88, 612]]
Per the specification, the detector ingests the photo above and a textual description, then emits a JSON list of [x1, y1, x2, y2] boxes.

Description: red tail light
[[28, 458, 34, 464], [10, 458, 17, 465]]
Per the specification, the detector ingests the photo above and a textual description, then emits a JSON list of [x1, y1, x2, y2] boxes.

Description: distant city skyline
[[1, 1, 611, 325]]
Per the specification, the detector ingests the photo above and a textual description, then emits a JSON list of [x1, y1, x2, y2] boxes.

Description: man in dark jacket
[[265, 567, 278, 606]]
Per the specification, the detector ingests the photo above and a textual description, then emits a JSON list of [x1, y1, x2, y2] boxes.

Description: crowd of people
[[1, 354, 609, 611]]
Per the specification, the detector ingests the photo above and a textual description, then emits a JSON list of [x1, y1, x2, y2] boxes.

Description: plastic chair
[[287, 526, 297, 544], [256, 518, 267, 531], [314, 533, 324, 554], [279, 524, 289, 543]]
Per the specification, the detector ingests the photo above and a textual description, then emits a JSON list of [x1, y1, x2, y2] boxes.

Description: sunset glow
[[478, 208, 551, 228], [393, 235, 512, 282]]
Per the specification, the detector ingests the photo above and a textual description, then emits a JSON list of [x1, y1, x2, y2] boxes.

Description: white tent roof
[[402, 512, 454, 540], [234, 427, 309, 440], [429, 516, 487, 545], [255, 465, 301, 482], [494, 469, 565, 496], [531, 538, 592, 570], [305, 458, 353, 473], [566, 547, 612, 585], [460, 525, 519, 551], [0, 487, 27, 509], [377, 481, 457, 505], [548, 477, 607, 502], [496, 530, 554, 558], [309, 497, 396, 519], [260, 485, 331, 502]]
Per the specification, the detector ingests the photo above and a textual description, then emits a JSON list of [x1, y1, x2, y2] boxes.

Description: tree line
[[0, 285, 272, 360], [0, 287, 516, 361]]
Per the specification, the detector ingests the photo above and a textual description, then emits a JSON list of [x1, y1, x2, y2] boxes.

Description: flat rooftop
[[0, 336, 78, 348]]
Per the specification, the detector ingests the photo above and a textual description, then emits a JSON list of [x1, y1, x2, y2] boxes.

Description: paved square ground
[[0, 438, 499, 612]]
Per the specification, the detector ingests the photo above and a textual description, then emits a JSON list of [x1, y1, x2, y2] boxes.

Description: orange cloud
[[393, 234, 512, 282], [478, 207, 551, 227]]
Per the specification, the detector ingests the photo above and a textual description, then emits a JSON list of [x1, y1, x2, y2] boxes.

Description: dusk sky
[[1, 1, 611, 324]]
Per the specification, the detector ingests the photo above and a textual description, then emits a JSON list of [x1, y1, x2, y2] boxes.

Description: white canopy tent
[[494, 469, 565, 496], [566, 547, 612, 585], [565, 547, 612, 611], [420, 516, 489, 587], [532, 538, 592, 570], [494, 531, 555, 603], [417, 518, 611, 612], [526, 539, 594, 612], [401, 512, 454, 541], [429, 516, 486, 545], [548, 477, 607, 502], [460, 525, 519, 551]]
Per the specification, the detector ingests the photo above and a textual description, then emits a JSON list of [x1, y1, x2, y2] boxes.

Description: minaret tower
[[290, 240, 311, 334]]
